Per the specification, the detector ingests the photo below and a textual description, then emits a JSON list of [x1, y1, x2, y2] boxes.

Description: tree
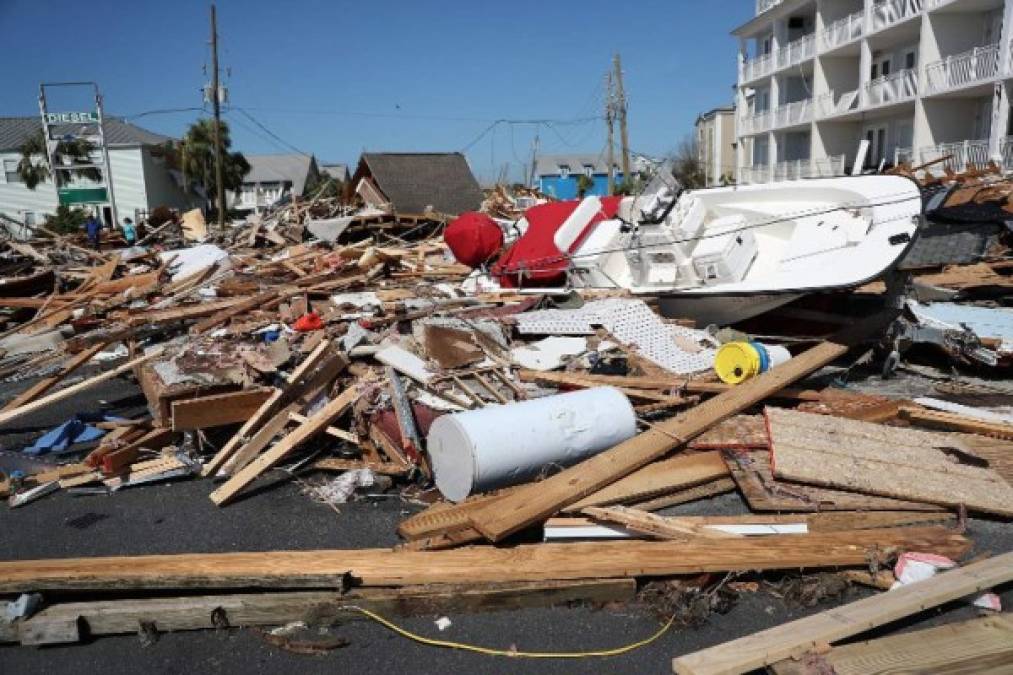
[[576, 173, 594, 198], [17, 130, 102, 190], [167, 119, 250, 202], [44, 205, 90, 234], [669, 135, 706, 189]]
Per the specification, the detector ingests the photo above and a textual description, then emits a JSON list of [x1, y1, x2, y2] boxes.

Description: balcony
[[894, 146, 914, 165], [924, 44, 1000, 95], [919, 139, 990, 172], [742, 53, 775, 83], [775, 34, 816, 71], [816, 88, 860, 118], [820, 11, 864, 52], [756, 0, 783, 15], [739, 110, 773, 135], [870, 0, 923, 34], [864, 68, 918, 107], [738, 165, 771, 184], [774, 99, 813, 128]]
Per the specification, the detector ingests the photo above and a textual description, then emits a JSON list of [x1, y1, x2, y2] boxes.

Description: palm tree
[[17, 130, 102, 190], [170, 119, 250, 201]]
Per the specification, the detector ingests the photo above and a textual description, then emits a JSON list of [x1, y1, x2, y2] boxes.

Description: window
[[905, 51, 916, 70], [24, 212, 35, 227], [583, 165, 594, 178], [559, 165, 570, 178], [3, 159, 21, 184]]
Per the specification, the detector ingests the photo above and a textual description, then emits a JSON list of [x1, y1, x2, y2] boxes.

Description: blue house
[[534, 154, 623, 199]]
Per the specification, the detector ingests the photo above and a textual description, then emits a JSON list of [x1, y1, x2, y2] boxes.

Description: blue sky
[[1, 0, 752, 182]]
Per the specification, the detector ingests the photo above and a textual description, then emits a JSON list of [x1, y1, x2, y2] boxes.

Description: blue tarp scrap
[[22, 413, 123, 456]]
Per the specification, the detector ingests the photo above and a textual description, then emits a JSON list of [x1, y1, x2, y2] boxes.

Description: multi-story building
[[733, 0, 1013, 183], [695, 105, 737, 185]]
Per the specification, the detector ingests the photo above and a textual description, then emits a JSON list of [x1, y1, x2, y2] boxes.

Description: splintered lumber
[[582, 506, 739, 539], [0, 350, 160, 428], [564, 452, 729, 511], [766, 407, 1013, 516], [725, 450, 944, 512], [769, 614, 1013, 675], [630, 478, 737, 511], [202, 340, 336, 477], [464, 314, 894, 542], [210, 384, 361, 506], [671, 552, 1013, 675], [170, 387, 273, 431], [189, 290, 278, 335], [0, 341, 106, 412], [900, 405, 1013, 440], [0, 526, 969, 592], [3, 579, 637, 646]]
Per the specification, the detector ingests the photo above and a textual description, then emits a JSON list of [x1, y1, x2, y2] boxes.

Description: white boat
[[485, 175, 923, 326]]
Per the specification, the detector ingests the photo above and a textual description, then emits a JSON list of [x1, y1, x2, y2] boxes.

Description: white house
[[734, 0, 1013, 183], [230, 153, 320, 213], [0, 116, 197, 236], [696, 105, 738, 185]]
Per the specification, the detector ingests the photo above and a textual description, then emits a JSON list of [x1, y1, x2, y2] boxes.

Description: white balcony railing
[[739, 110, 773, 135], [774, 99, 813, 127], [815, 88, 860, 118], [742, 53, 774, 82], [743, 155, 847, 184], [1001, 136, 1013, 169], [756, 0, 783, 15], [924, 44, 1000, 95], [865, 68, 918, 107], [871, 0, 923, 33], [776, 34, 816, 70], [820, 10, 864, 52], [918, 139, 990, 172], [894, 146, 914, 166], [738, 165, 771, 184]]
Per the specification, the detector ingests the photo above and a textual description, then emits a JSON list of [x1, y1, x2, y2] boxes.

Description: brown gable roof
[[354, 152, 483, 216]]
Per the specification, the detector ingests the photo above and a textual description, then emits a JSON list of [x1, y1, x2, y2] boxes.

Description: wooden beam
[[201, 340, 335, 477], [189, 291, 278, 335], [0, 351, 160, 428], [466, 316, 890, 541], [671, 551, 1013, 675], [0, 527, 968, 593], [209, 385, 361, 506], [170, 387, 274, 431], [0, 342, 107, 412], [3, 579, 637, 645], [900, 405, 1013, 440]]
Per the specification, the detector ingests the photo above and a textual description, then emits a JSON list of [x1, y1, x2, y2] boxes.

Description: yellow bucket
[[714, 341, 762, 385]]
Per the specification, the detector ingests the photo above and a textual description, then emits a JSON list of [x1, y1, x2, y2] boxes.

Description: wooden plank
[[772, 614, 1013, 675], [210, 385, 361, 506], [189, 291, 278, 335], [958, 433, 1013, 483], [564, 452, 730, 511], [671, 552, 1013, 675], [201, 340, 335, 477], [901, 405, 1013, 440], [688, 415, 768, 449], [582, 506, 739, 539], [767, 407, 1013, 516], [465, 316, 890, 542], [725, 450, 944, 512], [4, 579, 637, 645], [219, 404, 300, 475], [311, 457, 408, 475], [0, 527, 969, 593], [170, 387, 274, 431], [0, 351, 160, 427], [629, 478, 737, 511]]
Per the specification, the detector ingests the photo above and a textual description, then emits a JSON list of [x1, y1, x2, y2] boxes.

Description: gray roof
[[243, 153, 317, 194], [320, 163, 349, 181], [0, 116, 171, 152], [534, 154, 618, 177], [355, 152, 483, 216]]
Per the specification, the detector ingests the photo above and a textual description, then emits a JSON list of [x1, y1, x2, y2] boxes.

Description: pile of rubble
[[0, 173, 1011, 672]]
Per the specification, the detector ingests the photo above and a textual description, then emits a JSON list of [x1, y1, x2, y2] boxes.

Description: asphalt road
[[1, 366, 1011, 674]]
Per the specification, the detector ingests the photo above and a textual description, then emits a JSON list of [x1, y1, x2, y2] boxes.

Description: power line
[[230, 106, 312, 157]]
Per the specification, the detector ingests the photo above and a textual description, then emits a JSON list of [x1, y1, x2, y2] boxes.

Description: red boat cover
[[492, 196, 622, 287], [444, 212, 504, 268]]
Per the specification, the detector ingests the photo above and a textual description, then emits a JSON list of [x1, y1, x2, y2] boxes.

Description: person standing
[[121, 217, 137, 245], [84, 211, 103, 251]]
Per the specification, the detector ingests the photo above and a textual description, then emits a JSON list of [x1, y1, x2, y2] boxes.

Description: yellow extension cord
[[341, 605, 676, 659]]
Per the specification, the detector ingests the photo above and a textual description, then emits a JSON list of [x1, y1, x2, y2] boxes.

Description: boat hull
[[657, 291, 802, 326]]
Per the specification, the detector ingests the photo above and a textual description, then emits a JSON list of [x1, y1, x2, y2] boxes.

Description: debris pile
[[0, 170, 1011, 671]]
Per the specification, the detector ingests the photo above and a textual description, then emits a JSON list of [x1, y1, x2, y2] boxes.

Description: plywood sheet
[[767, 407, 1013, 516]]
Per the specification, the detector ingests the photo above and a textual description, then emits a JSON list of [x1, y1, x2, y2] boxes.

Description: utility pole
[[605, 71, 616, 195], [614, 53, 631, 186], [528, 131, 539, 187], [210, 2, 226, 230]]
